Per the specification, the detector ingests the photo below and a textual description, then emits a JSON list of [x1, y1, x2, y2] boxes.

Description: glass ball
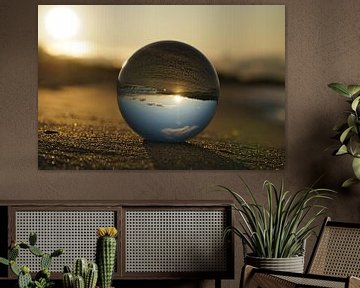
[[117, 40, 220, 142]]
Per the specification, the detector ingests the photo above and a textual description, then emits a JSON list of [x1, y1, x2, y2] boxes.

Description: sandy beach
[[38, 84, 285, 170]]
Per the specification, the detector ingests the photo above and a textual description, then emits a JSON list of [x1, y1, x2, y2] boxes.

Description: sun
[[45, 7, 79, 39], [174, 95, 183, 103]]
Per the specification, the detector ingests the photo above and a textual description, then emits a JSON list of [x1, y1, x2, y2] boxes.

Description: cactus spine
[[96, 227, 118, 288]]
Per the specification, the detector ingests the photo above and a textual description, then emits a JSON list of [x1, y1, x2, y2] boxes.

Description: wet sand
[[38, 84, 285, 170]]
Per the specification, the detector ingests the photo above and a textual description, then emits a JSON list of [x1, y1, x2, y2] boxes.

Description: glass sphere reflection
[[117, 40, 220, 142]]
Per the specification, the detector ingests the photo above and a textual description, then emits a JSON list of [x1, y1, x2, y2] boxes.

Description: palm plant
[[221, 179, 335, 258]]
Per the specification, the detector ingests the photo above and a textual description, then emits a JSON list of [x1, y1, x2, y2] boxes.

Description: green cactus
[[18, 269, 32, 288], [41, 253, 52, 270], [51, 248, 64, 257], [0, 232, 63, 288], [63, 272, 74, 288], [64, 265, 72, 273], [29, 246, 44, 257], [85, 263, 98, 288], [96, 227, 118, 288], [74, 258, 88, 279], [74, 275, 85, 288], [9, 246, 19, 260], [29, 232, 37, 246]]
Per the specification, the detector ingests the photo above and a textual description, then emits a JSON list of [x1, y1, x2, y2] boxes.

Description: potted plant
[[0, 232, 64, 288], [220, 179, 334, 273], [328, 83, 360, 187]]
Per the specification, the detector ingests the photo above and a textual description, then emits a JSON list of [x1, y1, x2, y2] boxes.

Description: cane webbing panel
[[125, 210, 227, 273], [277, 275, 345, 288], [15, 211, 115, 272], [309, 226, 360, 277]]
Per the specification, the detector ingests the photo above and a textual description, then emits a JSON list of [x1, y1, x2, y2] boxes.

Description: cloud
[[161, 125, 198, 138]]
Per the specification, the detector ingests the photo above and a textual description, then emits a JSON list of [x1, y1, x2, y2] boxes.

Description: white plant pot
[[245, 254, 305, 273]]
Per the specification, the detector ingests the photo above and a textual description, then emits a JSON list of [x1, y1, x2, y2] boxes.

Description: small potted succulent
[[220, 179, 335, 273], [62, 258, 98, 288], [328, 83, 360, 187], [0, 232, 63, 288]]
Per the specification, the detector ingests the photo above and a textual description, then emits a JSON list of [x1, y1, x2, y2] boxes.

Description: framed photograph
[[38, 5, 285, 170]]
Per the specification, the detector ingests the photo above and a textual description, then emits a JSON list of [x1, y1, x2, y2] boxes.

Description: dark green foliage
[[50, 249, 63, 258], [35, 268, 50, 281], [329, 83, 360, 187], [19, 243, 30, 249], [9, 247, 19, 260], [220, 178, 335, 258], [96, 236, 116, 288], [29, 233, 37, 246]]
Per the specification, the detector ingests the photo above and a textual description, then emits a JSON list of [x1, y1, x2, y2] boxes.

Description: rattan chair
[[241, 217, 360, 288]]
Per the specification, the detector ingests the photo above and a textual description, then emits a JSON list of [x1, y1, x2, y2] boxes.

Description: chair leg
[[240, 265, 255, 288], [215, 278, 221, 288]]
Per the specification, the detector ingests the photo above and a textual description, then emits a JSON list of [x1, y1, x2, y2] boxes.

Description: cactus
[[29, 246, 44, 257], [63, 260, 98, 288], [9, 246, 19, 260], [41, 253, 52, 270], [18, 269, 32, 288], [63, 272, 74, 288], [74, 275, 85, 288], [74, 258, 88, 279], [96, 227, 118, 288], [29, 232, 37, 246], [0, 232, 64, 288], [85, 263, 98, 288]]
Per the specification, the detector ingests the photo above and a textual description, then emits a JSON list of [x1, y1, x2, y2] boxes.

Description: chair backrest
[[307, 217, 360, 277]]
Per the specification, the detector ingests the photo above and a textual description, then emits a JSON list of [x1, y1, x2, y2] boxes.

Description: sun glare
[[174, 95, 183, 103], [45, 7, 79, 39]]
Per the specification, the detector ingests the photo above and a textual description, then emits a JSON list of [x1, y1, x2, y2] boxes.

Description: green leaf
[[342, 177, 360, 188], [347, 114, 356, 128], [336, 144, 348, 155], [0, 257, 9, 266], [352, 157, 360, 179], [351, 96, 360, 111], [347, 85, 360, 96], [340, 126, 353, 143], [328, 83, 351, 97]]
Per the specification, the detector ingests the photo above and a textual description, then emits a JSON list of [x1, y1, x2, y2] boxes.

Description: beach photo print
[[38, 5, 285, 170]]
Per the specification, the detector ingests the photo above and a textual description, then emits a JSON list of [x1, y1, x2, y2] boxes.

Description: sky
[[38, 5, 285, 69]]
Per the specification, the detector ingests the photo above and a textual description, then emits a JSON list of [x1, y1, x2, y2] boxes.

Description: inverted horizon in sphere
[[117, 40, 220, 142]]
